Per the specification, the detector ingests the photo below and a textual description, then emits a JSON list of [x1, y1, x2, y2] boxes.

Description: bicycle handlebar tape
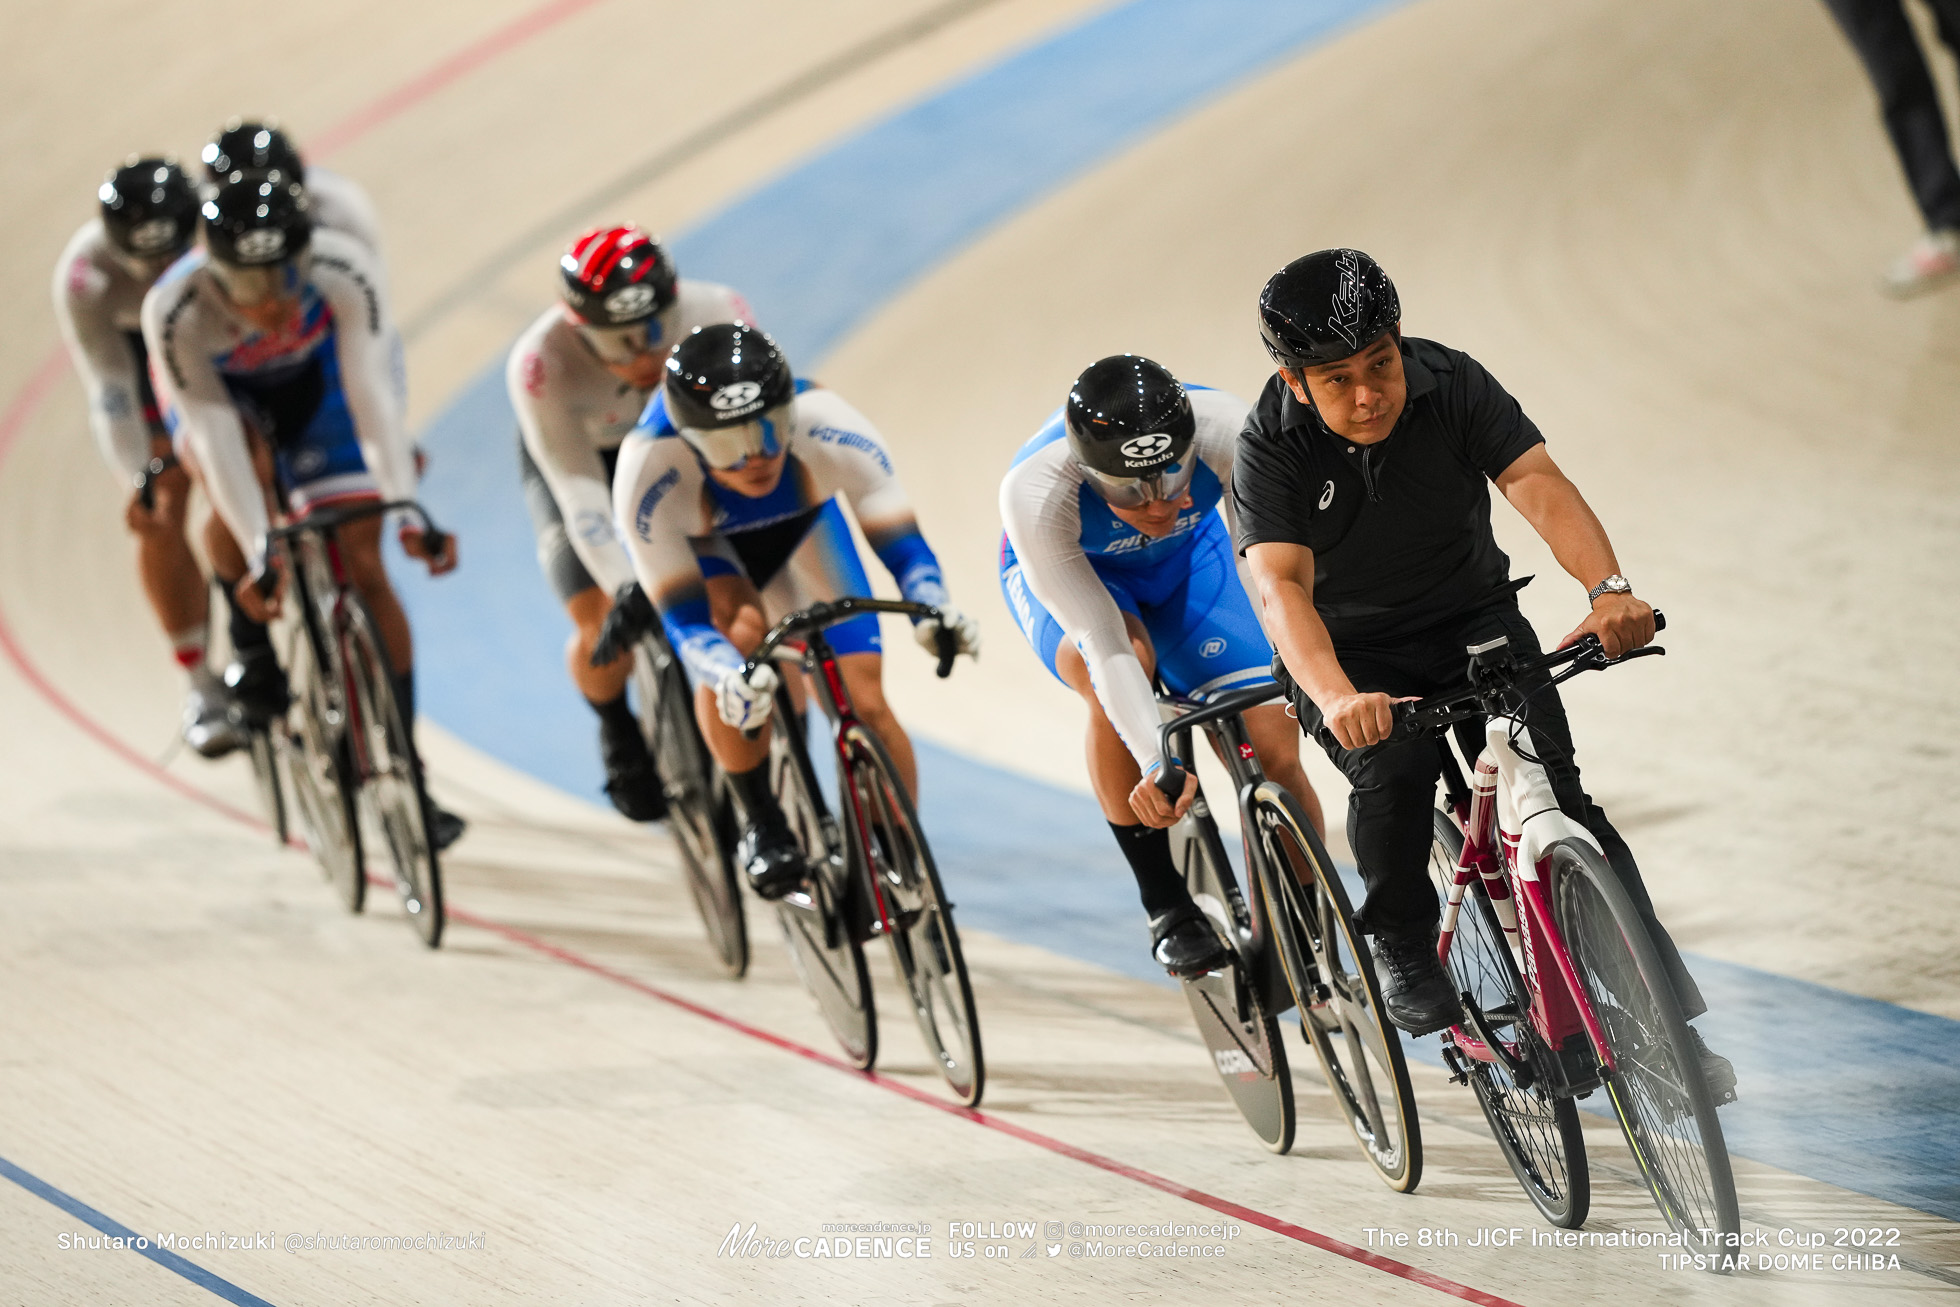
[[935, 624, 957, 679], [1154, 762, 1188, 805]]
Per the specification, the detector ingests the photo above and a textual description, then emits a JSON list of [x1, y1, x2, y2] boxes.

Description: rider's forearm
[[1261, 576, 1355, 710], [1503, 463, 1622, 592]]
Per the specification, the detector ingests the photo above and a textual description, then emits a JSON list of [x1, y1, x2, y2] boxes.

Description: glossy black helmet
[[559, 224, 679, 326], [200, 169, 311, 267], [99, 156, 199, 261], [1258, 248, 1400, 368], [202, 118, 305, 183], [663, 324, 795, 468], [1065, 355, 1198, 507]]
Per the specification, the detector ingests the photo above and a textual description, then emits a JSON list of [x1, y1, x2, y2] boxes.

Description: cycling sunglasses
[[208, 254, 306, 308], [680, 403, 791, 470], [1080, 457, 1198, 510], [578, 303, 683, 365]]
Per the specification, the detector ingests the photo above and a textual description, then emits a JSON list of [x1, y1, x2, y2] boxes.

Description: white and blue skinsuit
[[611, 379, 950, 687], [998, 385, 1273, 777]]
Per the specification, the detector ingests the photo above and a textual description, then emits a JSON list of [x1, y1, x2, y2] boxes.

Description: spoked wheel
[[841, 723, 983, 1106], [283, 619, 363, 912], [1170, 798, 1291, 1151], [770, 715, 875, 1068], [341, 595, 443, 948], [245, 720, 289, 846], [634, 640, 746, 977], [1430, 811, 1589, 1226], [1255, 785, 1420, 1188], [1550, 839, 1738, 1255]]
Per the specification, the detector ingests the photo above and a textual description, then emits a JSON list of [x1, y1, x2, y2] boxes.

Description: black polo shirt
[[1231, 337, 1544, 648]]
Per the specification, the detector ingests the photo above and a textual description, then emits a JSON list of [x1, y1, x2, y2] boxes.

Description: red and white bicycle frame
[[1436, 715, 1619, 1076]]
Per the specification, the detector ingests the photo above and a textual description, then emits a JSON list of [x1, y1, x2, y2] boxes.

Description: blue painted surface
[[395, 0, 1960, 1225], [0, 1153, 279, 1306]]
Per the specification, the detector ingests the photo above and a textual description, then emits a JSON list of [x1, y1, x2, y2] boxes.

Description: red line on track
[[0, 7, 1516, 1303]]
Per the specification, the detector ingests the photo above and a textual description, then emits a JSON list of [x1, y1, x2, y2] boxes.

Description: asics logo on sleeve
[[710, 381, 762, 412], [1318, 480, 1335, 510]]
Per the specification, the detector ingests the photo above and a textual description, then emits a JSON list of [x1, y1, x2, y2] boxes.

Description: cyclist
[[1235, 248, 1733, 1100], [999, 355, 1325, 978], [509, 225, 752, 821], [604, 323, 979, 897], [203, 118, 405, 418], [52, 156, 239, 756], [141, 169, 466, 847]]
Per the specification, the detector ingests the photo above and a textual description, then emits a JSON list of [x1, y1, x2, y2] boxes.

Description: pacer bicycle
[[740, 598, 983, 1105], [1155, 685, 1420, 1188], [1382, 615, 1737, 1246]]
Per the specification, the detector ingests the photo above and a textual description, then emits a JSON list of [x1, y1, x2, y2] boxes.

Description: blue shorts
[[1000, 511, 1273, 699], [219, 345, 377, 516]]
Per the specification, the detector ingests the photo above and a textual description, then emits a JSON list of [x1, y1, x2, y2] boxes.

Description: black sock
[[588, 691, 637, 735], [223, 579, 271, 657], [727, 762, 779, 826], [1109, 821, 1186, 918]]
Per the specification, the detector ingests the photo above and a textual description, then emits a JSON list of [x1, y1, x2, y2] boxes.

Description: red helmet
[[559, 225, 677, 326]]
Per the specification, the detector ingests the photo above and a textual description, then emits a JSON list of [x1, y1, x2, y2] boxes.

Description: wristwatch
[[1587, 574, 1632, 604]]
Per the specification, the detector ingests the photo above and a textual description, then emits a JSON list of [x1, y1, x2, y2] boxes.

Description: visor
[[1080, 456, 1197, 510], [209, 254, 305, 307], [679, 403, 791, 470], [578, 302, 683, 365]]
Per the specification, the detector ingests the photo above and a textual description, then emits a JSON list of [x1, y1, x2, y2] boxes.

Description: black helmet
[[663, 324, 796, 468], [560, 224, 678, 326], [201, 170, 311, 267], [98, 156, 198, 261], [1257, 248, 1400, 368], [1065, 355, 1197, 507], [202, 118, 305, 183]]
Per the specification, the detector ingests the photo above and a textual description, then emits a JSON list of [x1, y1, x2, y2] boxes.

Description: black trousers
[[1288, 598, 1706, 1019], [1823, 0, 1960, 230]]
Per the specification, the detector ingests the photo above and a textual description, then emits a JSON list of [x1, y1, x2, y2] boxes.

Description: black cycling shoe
[[599, 715, 667, 822], [1149, 902, 1229, 978], [429, 804, 467, 852], [738, 812, 806, 900], [223, 647, 289, 725], [1689, 1026, 1739, 1106], [1372, 926, 1460, 1035]]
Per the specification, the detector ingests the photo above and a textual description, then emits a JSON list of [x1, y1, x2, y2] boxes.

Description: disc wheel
[[842, 724, 983, 1106], [1255, 785, 1420, 1188], [341, 594, 443, 947], [635, 639, 746, 977], [1550, 839, 1738, 1253], [283, 616, 363, 912], [1430, 810, 1588, 1226], [770, 713, 875, 1068]]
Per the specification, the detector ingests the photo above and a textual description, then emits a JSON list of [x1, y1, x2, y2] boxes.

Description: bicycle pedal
[[1440, 1041, 1470, 1086]]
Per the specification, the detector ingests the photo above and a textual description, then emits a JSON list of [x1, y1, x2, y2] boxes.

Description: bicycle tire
[[770, 709, 875, 1068], [246, 722, 289, 846], [1430, 810, 1589, 1227], [634, 639, 747, 977], [1253, 785, 1420, 1187], [282, 615, 363, 912], [838, 723, 984, 1105], [341, 594, 443, 948], [1549, 838, 1738, 1253], [1170, 795, 1293, 1152]]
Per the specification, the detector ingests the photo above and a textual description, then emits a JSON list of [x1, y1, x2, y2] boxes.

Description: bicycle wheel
[[770, 713, 875, 1067], [841, 723, 983, 1106], [341, 594, 443, 947], [1430, 810, 1589, 1227], [246, 721, 289, 846], [634, 639, 747, 977], [1253, 784, 1420, 1187], [1170, 797, 1291, 1151], [1550, 839, 1738, 1252], [282, 617, 363, 912]]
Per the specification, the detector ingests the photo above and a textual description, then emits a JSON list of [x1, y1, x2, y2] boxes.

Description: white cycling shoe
[[182, 682, 246, 759]]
